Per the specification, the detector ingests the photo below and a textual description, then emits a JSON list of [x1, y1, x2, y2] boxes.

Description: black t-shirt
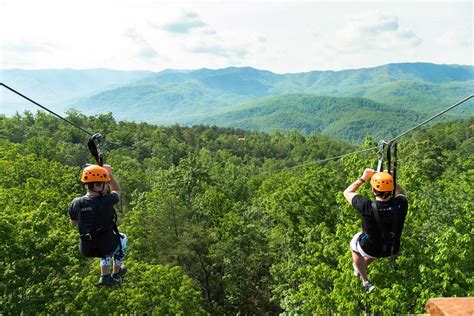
[[352, 194, 408, 257]]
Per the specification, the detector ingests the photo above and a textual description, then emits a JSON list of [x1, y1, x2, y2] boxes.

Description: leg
[[353, 251, 377, 293], [113, 263, 121, 274], [365, 256, 376, 266], [350, 233, 377, 293], [352, 250, 369, 283], [100, 256, 112, 276], [98, 256, 120, 285], [112, 234, 127, 277], [350, 233, 366, 279]]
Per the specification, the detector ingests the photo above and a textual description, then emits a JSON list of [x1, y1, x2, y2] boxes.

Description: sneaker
[[363, 281, 376, 293], [353, 263, 360, 278], [111, 265, 127, 280], [98, 274, 120, 286]]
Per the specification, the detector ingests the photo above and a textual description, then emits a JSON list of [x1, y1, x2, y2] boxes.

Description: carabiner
[[87, 133, 105, 166]]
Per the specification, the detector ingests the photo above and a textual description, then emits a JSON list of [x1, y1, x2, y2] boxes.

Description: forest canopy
[[0, 111, 472, 314]]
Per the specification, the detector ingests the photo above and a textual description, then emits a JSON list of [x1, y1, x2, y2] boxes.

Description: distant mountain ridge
[[191, 94, 427, 143], [1, 63, 472, 142], [71, 62, 473, 122], [0, 68, 154, 114]]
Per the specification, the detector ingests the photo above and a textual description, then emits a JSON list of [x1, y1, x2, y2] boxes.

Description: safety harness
[[375, 140, 398, 195], [372, 140, 399, 258], [84, 133, 124, 258], [371, 200, 401, 258], [76, 196, 109, 241]]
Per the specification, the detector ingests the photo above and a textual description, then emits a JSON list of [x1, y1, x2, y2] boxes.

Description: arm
[[69, 198, 79, 227], [104, 164, 121, 195], [395, 183, 405, 196], [343, 168, 375, 204]]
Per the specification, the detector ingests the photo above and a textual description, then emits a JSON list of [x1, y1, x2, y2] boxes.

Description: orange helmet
[[370, 172, 394, 192], [81, 165, 111, 183]]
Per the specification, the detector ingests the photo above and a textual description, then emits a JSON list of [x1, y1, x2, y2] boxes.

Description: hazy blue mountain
[[0, 68, 154, 115], [73, 81, 255, 123], [71, 63, 473, 120], [270, 63, 473, 112], [189, 94, 428, 143], [135, 66, 278, 96], [352, 80, 474, 114], [298, 62, 472, 86], [1, 63, 472, 142]]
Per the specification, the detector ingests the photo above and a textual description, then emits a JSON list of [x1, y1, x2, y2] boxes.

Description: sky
[[0, 0, 472, 73]]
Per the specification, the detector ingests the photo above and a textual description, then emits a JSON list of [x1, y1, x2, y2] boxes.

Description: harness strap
[[113, 224, 123, 254], [376, 140, 388, 172], [80, 196, 96, 238], [386, 143, 391, 175], [73, 197, 94, 240], [391, 142, 398, 198], [371, 201, 397, 257], [78, 195, 106, 239], [371, 201, 385, 237], [112, 206, 123, 255], [389, 199, 402, 257]]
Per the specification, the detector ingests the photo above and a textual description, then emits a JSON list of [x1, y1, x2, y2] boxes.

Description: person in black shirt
[[69, 164, 127, 286], [343, 168, 408, 293]]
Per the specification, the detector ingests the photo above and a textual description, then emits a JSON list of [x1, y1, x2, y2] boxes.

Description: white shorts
[[350, 232, 375, 259]]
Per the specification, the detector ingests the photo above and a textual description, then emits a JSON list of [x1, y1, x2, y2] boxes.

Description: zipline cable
[[388, 94, 473, 143], [1, 82, 132, 150], [1, 83, 377, 163], [275, 146, 378, 173], [1, 83, 473, 172], [1, 83, 94, 136], [270, 94, 474, 173]]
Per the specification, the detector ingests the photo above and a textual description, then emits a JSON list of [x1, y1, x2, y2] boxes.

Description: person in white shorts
[[343, 168, 408, 293]]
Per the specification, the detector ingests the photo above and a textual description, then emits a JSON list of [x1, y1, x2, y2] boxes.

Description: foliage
[[0, 112, 472, 314], [196, 94, 426, 143]]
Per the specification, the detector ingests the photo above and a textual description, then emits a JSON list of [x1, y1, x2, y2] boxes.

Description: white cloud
[[333, 11, 422, 53], [201, 28, 217, 36], [0, 1, 471, 72], [257, 35, 267, 44], [124, 28, 159, 61], [189, 42, 248, 59], [2, 40, 53, 54], [185, 31, 270, 67], [0, 39, 56, 68], [436, 30, 472, 49], [295, 10, 428, 70], [161, 11, 207, 34]]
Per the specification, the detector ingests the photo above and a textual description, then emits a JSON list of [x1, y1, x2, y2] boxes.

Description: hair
[[87, 182, 105, 191], [372, 188, 392, 199]]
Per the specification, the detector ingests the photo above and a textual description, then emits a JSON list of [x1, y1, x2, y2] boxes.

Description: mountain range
[[1, 63, 473, 143]]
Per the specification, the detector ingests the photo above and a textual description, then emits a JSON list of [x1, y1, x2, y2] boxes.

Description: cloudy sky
[[0, 0, 472, 73]]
